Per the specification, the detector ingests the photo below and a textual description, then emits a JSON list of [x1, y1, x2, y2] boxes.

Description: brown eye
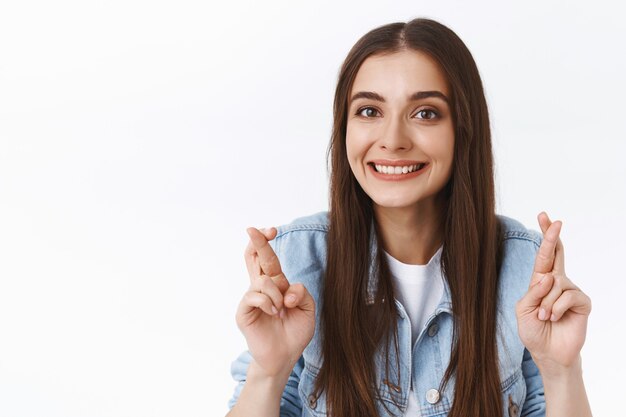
[[416, 109, 439, 120], [356, 107, 380, 118]]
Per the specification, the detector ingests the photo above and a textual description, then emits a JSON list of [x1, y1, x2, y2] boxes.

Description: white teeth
[[374, 163, 423, 174]]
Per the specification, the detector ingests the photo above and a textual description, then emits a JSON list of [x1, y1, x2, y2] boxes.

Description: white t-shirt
[[382, 244, 444, 416]]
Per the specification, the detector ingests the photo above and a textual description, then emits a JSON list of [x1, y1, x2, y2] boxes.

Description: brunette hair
[[316, 17, 505, 417]]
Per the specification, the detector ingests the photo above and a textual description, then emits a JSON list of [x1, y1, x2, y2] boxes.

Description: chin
[[371, 196, 422, 209]]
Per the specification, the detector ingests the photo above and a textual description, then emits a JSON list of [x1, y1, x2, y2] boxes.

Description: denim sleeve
[[520, 228, 546, 416], [520, 347, 546, 416], [227, 349, 305, 417]]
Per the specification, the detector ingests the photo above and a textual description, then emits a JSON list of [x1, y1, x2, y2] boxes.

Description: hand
[[515, 212, 592, 375], [235, 226, 316, 377]]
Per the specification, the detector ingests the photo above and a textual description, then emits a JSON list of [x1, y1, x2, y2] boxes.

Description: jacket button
[[308, 393, 317, 409], [425, 388, 440, 404], [428, 323, 439, 337], [508, 394, 519, 417]]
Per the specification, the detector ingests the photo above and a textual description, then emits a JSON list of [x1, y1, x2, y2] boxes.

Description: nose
[[378, 117, 413, 152]]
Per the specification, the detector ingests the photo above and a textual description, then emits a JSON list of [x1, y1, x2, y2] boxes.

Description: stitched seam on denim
[[419, 397, 452, 416], [502, 230, 541, 248], [500, 367, 522, 391], [275, 224, 329, 238], [304, 361, 322, 375]]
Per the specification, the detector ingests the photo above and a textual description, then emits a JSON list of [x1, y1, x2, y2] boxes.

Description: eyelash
[[355, 106, 440, 120]]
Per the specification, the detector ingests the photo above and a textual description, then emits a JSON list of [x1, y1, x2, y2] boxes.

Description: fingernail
[[550, 313, 556, 321], [538, 308, 546, 320], [271, 306, 278, 315], [286, 294, 296, 304]]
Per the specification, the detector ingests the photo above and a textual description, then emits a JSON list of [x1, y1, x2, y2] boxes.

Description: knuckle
[[242, 290, 256, 305], [272, 273, 288, 286], [558, 290, 572, 305]]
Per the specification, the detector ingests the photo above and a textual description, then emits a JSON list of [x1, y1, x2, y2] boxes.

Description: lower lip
[[368, 163, 429, 181]]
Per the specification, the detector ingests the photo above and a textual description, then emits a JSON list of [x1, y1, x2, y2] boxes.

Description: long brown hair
[[316, 18, 505, 416]]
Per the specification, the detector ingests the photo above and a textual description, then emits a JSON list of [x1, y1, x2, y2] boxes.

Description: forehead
[[350, 49, 449, 98]]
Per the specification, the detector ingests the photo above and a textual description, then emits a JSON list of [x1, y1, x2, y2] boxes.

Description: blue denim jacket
[[228, 211, 546, 417]]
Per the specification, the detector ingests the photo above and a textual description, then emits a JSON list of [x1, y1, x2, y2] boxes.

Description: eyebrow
[[349, 90, 450, 105]]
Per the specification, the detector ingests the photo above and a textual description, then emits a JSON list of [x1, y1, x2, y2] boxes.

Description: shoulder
[[497, 214, 543, 250], [274, 211, 330, 237], [494, 215, 544, 375], [270, 211, 330, 259], [496, 214, 543, 275], [496, 214, 543, 307], [267, 211, 329, 290]]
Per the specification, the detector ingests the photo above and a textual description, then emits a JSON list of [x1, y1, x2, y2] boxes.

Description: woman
[[226, 18, 592, 417]]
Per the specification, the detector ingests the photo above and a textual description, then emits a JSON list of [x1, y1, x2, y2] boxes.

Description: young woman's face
[[346, 49, 454, 211]]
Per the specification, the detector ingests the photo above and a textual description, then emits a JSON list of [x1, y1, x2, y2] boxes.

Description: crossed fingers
[[532, 212, 565, 280], [532, 212, 583, 321], [244, 227, 290, 293]]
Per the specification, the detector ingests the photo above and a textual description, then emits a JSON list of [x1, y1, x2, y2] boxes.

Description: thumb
[[518, 273, 553, 312], [284, 283, 315, 313]]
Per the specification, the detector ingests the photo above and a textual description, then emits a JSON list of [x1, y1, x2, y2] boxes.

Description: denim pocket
[[500, 367, 527, 417]]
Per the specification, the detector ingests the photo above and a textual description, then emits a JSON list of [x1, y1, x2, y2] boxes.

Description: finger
[[536, 212, 566, 275], [550, 289, 592, 321], [244, 239, 262, 282], [239, 290, 279, 318], [244, 227, 278, 281], [246, 227, 290, 292], [536, 274, 569, 321], [516, 272, 554, 314], [260, 227, 278, 240], [532, 218, 562, 275], [553, 232, 566, 275], [247, 227, 281, 276], [251, 274, 285, 311], [537, 211, 551, 234]]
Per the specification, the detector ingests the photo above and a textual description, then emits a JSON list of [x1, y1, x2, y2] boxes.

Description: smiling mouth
[[368, 162, 427, 175]]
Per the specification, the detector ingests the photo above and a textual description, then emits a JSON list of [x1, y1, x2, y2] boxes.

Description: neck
[[373, 198, 445, 265]]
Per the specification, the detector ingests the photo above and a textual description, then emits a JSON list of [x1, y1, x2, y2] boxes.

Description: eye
[[415, 108, 439, 120], [355, 106, 380, 118], [355, 106, 440, 120]]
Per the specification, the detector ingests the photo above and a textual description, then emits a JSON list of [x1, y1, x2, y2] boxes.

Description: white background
[[1, 0, 624, 416]]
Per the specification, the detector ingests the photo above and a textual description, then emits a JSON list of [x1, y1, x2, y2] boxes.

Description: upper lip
[[368, 159, 427, 166]]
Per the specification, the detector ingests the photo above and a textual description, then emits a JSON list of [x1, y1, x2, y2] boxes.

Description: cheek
[[344, 135, 360, 176], [423, 128, 454, 162], [345, 127, 370, 162]]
